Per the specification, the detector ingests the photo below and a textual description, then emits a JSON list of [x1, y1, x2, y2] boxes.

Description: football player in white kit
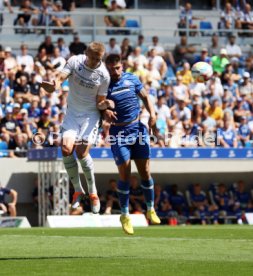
[[41, 42, 114, 213]]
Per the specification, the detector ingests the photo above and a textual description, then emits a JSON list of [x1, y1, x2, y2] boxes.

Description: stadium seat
[[199, 21, 213, 36], [0, 141, 8, 150], [126, 19, 140, 34], [22, 103, 31, 110]]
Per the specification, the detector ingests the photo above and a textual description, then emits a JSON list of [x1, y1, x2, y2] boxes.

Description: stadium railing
[[1, 9, 253, 50]]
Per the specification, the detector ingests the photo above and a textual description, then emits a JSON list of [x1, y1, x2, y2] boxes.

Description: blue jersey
[[191, 192, 206, 203], [234, 191, 250, 208], [107, 72, 143, 123], [238, 124, 250, 137], [214, 192, 231, 210], [218, 128, 236, 147]]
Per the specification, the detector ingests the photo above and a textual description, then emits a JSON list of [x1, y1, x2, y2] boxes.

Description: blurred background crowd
[[1, 0, 253, 157]]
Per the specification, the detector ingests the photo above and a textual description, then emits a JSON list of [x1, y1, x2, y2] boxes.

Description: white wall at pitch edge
[[46, 214, 148, 228], [0, 217, 31, 228]]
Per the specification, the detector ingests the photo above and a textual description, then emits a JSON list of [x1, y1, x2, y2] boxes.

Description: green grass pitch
[[0, 226, 253, 275]]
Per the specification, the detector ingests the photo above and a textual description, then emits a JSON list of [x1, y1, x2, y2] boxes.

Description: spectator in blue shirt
[[233, 180, 253, 222], [178, 2, 203, 36], [169, 184, 187, 216], [194, 48, 211, 64], [238, 116, 250, 147], [104, 179, 120, 215], [154, 184, 171, 218], [129, 176, 145, 213], [190, 183, 218, 224], [217, 118, 238, 147], [214, 183, 234, 216]]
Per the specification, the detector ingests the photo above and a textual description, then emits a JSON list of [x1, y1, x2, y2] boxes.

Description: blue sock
[[117, 180, 130, 215], [141, 178, 154, 210]]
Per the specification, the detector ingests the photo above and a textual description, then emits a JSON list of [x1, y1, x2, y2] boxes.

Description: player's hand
[[148, 114, 156, 128], [103, 109, 117, 124], [105, 99, 115, 109], [40, 80, 56, 93]]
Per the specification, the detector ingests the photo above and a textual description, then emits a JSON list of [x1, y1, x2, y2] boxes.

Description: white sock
[[62, 155, 85, 194], [78, 154, 97, 194]]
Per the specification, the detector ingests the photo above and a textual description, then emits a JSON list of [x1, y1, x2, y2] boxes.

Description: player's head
[[105, 54, 123, 81], [86, 41, 105, 69]]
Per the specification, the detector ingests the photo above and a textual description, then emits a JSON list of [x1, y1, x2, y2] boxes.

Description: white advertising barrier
[[245, 213, 253, 225], [46, 213, 148, 228], [0, 217, 31, 228]]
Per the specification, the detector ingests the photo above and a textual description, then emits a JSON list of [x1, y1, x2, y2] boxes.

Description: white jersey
[[60, 54, 110, 144], [61, 54, 110, 115]]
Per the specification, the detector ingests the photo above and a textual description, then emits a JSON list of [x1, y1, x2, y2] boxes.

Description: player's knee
[[62, 145, 73, 156]]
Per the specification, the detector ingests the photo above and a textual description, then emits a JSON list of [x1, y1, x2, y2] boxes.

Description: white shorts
[[61, 110, 101, 145]]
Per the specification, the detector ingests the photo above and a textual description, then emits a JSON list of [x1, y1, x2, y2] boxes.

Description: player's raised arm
[[96, 95, 115, 110], [40, 72, 69, 93], [138, 88, 156, 128]]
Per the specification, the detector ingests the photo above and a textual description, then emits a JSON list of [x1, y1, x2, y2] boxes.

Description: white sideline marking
[[1, 235, 252, 242]]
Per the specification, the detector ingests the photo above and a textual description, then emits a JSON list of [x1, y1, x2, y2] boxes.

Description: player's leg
[[117, 159, 134, 235], [110, 135, 134, 234], [134, 159, 160, 225], [76, 143, 100, 214], [132, 122, 160, 224], [62, 130, 85, 207], [75, 117, 102, 213]]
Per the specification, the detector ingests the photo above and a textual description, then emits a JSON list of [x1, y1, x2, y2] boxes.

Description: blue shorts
[[109, 121, 150, 166]]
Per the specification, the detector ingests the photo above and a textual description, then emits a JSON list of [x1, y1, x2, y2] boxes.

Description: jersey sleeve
[[61, 55, 76, 76], [97, 75, 110, 97], [133, 75, 143, 94]]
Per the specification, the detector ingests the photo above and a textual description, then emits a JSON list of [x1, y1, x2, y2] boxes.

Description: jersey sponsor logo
[[75, 77, 95, 89], [90, 72, 99, 82], [123, 80, 132, 86]]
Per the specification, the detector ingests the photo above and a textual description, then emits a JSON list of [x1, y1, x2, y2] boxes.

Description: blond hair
[[87, 41, 105, 54]]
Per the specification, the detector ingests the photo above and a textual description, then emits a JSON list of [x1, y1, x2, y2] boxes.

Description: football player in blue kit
[[104, 54, 160, 235]]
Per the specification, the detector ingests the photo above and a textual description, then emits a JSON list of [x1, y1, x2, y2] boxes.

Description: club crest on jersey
[[123, 80, 132, 87], [90, 72, 99, 82]]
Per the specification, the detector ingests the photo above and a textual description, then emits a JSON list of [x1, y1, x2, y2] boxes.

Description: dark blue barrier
[[26, 147, 253, 161]]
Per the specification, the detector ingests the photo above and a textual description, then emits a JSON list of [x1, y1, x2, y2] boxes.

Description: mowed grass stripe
[[0, 226, 252, 275]]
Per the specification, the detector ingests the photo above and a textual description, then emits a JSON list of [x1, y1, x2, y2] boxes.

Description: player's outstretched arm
[[40, 72, 69, 93], [97, 95, 117, 123], [138, 88, 156, 128], [96, 95, 115, 110]]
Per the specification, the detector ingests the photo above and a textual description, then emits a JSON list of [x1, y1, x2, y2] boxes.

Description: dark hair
[[105, 54, 121, 65]]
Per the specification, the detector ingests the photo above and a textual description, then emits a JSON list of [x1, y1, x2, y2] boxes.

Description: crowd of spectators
[[0, 1, 253, 156], [67, 177, 253, 225], [1, 30, 253, 156]]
